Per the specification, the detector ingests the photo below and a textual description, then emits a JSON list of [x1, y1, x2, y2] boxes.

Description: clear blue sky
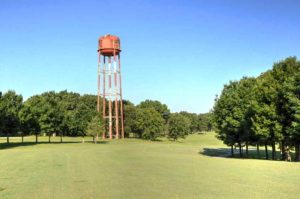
[[0, 0, 299, 113]]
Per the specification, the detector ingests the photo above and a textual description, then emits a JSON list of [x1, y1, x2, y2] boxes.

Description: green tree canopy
[[124, 103, 138, 137], [213, 77, 256, 157], [135, 108, 165, 140], [86, 114, 104, 143], [0, 91, 23, 143], [213, 57, 300, 160], [137, 100, 170, 119], [167, 113, 191, 141]]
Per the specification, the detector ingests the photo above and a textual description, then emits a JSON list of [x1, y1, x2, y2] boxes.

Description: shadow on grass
[[200, 147, 293, 161], [151, 139, 164, 142], [200, 148, 232, 158], [0, 140, 108, 150]]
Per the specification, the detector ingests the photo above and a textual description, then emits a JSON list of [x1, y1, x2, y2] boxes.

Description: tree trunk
[[231, 145, 234, 157], [6, 133, 9, 144], [271, 141, 276, 160], [48, 134, 51, 143], [60, 133, 63, 143], [257, 144, 260, 158], [22, 134, 24, 143], [246, 141, 249, 158], [295, 141, 300, 162], [241, 145, 243, 154], [265, 144, 268, 160], [281, 141, 286, 161], [239, 142, 242, 157], [35, 134, 38, 143]]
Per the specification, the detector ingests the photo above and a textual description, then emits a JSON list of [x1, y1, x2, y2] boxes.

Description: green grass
[[1, 133, 300, 199]]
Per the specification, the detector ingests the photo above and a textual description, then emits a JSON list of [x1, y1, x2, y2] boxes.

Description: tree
[[19, 102, 40, 143], [77, 94, 98, 136], [86, 115, 103, 143], [0, 91, 4, 136], [236, 77, 257, 157], [250, 72, 282, 160], [269, 57, 300, 160], [283, 69, 300, 161], [179, 112, 198, 133], [19, 95, 43, 142], [198, 113, 213, 132], [213, 81, 245, 157], [137, 100, 170, 121], [38, 92, 63, 143], [56, 91, 80, 137], [0, 91, 23, 143], [213, 77, 256, 157], [167, 113, 191, 141], [124, 103, 138, 138], [135, 108, 165, 140]]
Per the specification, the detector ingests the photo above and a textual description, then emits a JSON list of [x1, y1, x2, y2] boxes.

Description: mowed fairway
[[1, 133, 300, 199]]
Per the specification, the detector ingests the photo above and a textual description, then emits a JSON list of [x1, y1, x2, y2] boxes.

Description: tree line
[[213, 57, 300, 161], [0, 91, 212, 143]]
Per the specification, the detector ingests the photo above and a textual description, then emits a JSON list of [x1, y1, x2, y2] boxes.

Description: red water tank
[[98, 34, 121, 56]]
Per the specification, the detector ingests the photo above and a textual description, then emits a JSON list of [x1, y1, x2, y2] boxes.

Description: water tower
[[97, 34, 124, 139]]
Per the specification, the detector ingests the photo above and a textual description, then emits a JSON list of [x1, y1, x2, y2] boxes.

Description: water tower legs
[[113, 52, 119, 139], [102, 57, 107, 139], [108, 57, 113, 139], [118, 54, 125, 139], [97, 54, 124, 139]]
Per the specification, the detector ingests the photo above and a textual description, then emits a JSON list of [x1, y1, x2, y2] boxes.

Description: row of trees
[[0, 92, 213, 143], [213, 57, 300, 161], [0, 91, 97, 143], [123, 100, 212, 140]]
